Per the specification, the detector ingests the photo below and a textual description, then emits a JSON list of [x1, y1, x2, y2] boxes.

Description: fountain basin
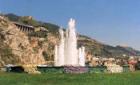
[[3, 65, 129, 73], [37, 66, 107, 73]]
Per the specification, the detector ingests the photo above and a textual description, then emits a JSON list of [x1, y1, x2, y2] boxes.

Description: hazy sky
[[0, 0, 140, 50]]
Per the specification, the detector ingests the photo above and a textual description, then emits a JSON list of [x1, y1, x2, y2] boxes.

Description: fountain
[[55, 18, 85, 66], [54, 29, 65, 66]]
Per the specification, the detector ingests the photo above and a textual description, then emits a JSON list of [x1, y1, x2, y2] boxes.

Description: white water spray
[[55, 18, 85, 66]]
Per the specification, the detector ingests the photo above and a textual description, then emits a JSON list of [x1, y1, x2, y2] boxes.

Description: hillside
[[0, 16, 45, 67], [0, 13, 140, 67], [3, 13, 140, 57]]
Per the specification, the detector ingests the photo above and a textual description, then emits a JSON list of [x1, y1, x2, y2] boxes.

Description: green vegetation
[[0, 72, 140, 85]]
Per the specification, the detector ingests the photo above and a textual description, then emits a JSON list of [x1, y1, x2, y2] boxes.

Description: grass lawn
[[0, 72, 140, 85]]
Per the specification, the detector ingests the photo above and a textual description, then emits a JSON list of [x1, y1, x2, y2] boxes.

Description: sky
[[0, 0, 140, 50]]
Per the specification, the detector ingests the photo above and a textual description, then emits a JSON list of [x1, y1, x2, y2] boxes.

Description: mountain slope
[[0, 16, 46, 67], [2, 13, 140, 59]]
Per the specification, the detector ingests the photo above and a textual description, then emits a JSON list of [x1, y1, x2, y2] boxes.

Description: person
[[135, 58, 140, 70], [128, 57, 137, 72]]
